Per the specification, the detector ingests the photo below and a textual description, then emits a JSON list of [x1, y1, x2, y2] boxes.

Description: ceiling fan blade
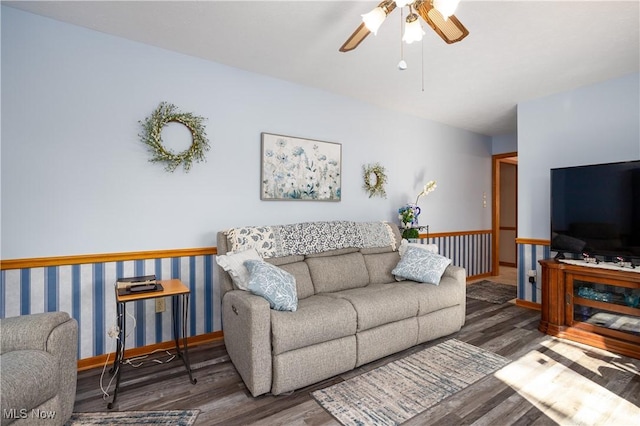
[[415, 1, 469, 44], [339, 0, 397, 52], [339, 22, 371, 52]]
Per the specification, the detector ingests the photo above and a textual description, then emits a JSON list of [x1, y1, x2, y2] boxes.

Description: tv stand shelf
[[539, 259, 640, 359]]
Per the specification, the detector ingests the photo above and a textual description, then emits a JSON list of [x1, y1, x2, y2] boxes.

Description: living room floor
[[468, 266, 517, 286], [73, 271, 639, 425]]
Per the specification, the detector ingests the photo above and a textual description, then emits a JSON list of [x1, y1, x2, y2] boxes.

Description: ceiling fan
[[340, 0, 469, 52]]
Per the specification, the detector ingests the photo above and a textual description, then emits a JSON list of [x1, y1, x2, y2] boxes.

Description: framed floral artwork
[[261, 133, 342, 201]]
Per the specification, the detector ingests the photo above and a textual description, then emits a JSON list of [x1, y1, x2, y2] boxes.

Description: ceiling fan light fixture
[[340, 0, 467, 52], [403, 13, 425, 44], [362, 7, 387, 34], [432, 0, 461, 20]]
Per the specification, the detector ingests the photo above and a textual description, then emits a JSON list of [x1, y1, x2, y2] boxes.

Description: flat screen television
[[550, 160, 640, 264]]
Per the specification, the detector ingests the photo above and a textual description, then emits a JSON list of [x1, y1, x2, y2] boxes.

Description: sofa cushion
[[306, 252, 370, 293], [395, 274, 465, 315], [271, 295, 357, 355], [0, 350, 58, 415], [360, 246, 395, 255], [272, 336, 356, 395], [327, 284, 419, 332], [245, 260, 298, 312], [363, 252, 400, 284], [392, 246, 452, 285], [356, 318, 418, 366], [272, 261, 315, 299], [216, 248, 262, 291], [304, 247, 361, 258], [265, 255, 305, 266]]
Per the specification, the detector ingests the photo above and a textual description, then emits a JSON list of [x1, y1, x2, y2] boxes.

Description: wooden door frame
[[492, 152, 518, 275]]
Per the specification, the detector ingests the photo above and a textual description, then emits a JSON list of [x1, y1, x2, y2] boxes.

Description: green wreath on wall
[[139, 102, 210, 172], [362, 163, 388, 198]]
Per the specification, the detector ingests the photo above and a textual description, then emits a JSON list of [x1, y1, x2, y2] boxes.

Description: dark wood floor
[[74, 296, 640, 425]]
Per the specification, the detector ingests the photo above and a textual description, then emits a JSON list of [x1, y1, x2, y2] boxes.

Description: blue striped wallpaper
[[0, 255, 220, 360], [1, 231, 496, 360], [517, 242, 551, 303]]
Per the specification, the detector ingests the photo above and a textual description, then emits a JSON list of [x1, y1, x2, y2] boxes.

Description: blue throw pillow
[[391, 245, 452, 285], [244, 260, 298, 311]]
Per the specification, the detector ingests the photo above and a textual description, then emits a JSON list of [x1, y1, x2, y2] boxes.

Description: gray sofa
[[0, 312, 78, 426], [216, 221, 466, 397]]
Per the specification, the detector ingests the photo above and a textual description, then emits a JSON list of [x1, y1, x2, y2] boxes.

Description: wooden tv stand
[[539, 259, 640, 359]]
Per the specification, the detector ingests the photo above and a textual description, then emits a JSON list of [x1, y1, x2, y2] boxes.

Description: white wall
[[1, 7, 491, 259], [517, 73, 640, 240]]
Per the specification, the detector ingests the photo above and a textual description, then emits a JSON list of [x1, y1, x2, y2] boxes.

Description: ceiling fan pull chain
[[421, 36, 425, 92], [398, 7, 407, 70]]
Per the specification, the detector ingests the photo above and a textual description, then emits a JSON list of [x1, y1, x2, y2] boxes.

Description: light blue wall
[[492, 133, 517, 155], [517, 73, 640, 241], [1, 6, 491, 259], [516, 72, 639, 304]]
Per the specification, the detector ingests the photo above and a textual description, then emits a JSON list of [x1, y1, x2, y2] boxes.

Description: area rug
[[466, 280, 516, 304], [312, 339, 510, 426], [66, 409, 199, 425]]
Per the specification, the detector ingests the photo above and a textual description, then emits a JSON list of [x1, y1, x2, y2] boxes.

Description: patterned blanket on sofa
[[225, 221, 397, 258]]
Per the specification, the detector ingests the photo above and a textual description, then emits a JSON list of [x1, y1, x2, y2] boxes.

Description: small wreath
[[139, 102, 210, 172], [362, 163, 388, 198]]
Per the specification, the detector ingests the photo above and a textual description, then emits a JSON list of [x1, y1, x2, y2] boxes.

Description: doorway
[[492, 153, 518, 276]]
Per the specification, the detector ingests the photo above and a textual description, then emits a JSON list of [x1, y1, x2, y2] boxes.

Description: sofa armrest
[[46, 314, 78, 423], [443, 264, 466, 285], [442, 264, 467, 327], [0, 312, 78, 423], [222, 290, 273, 397], [0, 312, 74, 355]]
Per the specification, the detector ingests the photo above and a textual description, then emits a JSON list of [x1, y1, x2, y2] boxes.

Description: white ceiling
[[4, 0, 639, 136]]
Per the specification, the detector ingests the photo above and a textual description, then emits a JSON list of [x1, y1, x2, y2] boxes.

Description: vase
[[405, 203, 421, 227]]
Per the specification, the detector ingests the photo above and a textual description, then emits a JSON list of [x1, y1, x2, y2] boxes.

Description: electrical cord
[[99, 307, 137, 399], [122, 349, 176, 367], [99, 332, 122, 400]]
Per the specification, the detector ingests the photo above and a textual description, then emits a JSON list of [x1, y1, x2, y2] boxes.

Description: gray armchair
[[0, 312, 78, 426]]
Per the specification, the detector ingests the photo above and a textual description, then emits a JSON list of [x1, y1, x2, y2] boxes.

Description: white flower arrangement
[[414, 180, 437, 205], [398, 180, 437, 239]]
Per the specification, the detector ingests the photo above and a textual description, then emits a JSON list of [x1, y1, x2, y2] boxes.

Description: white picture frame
[[260, 133, 342, 201]]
